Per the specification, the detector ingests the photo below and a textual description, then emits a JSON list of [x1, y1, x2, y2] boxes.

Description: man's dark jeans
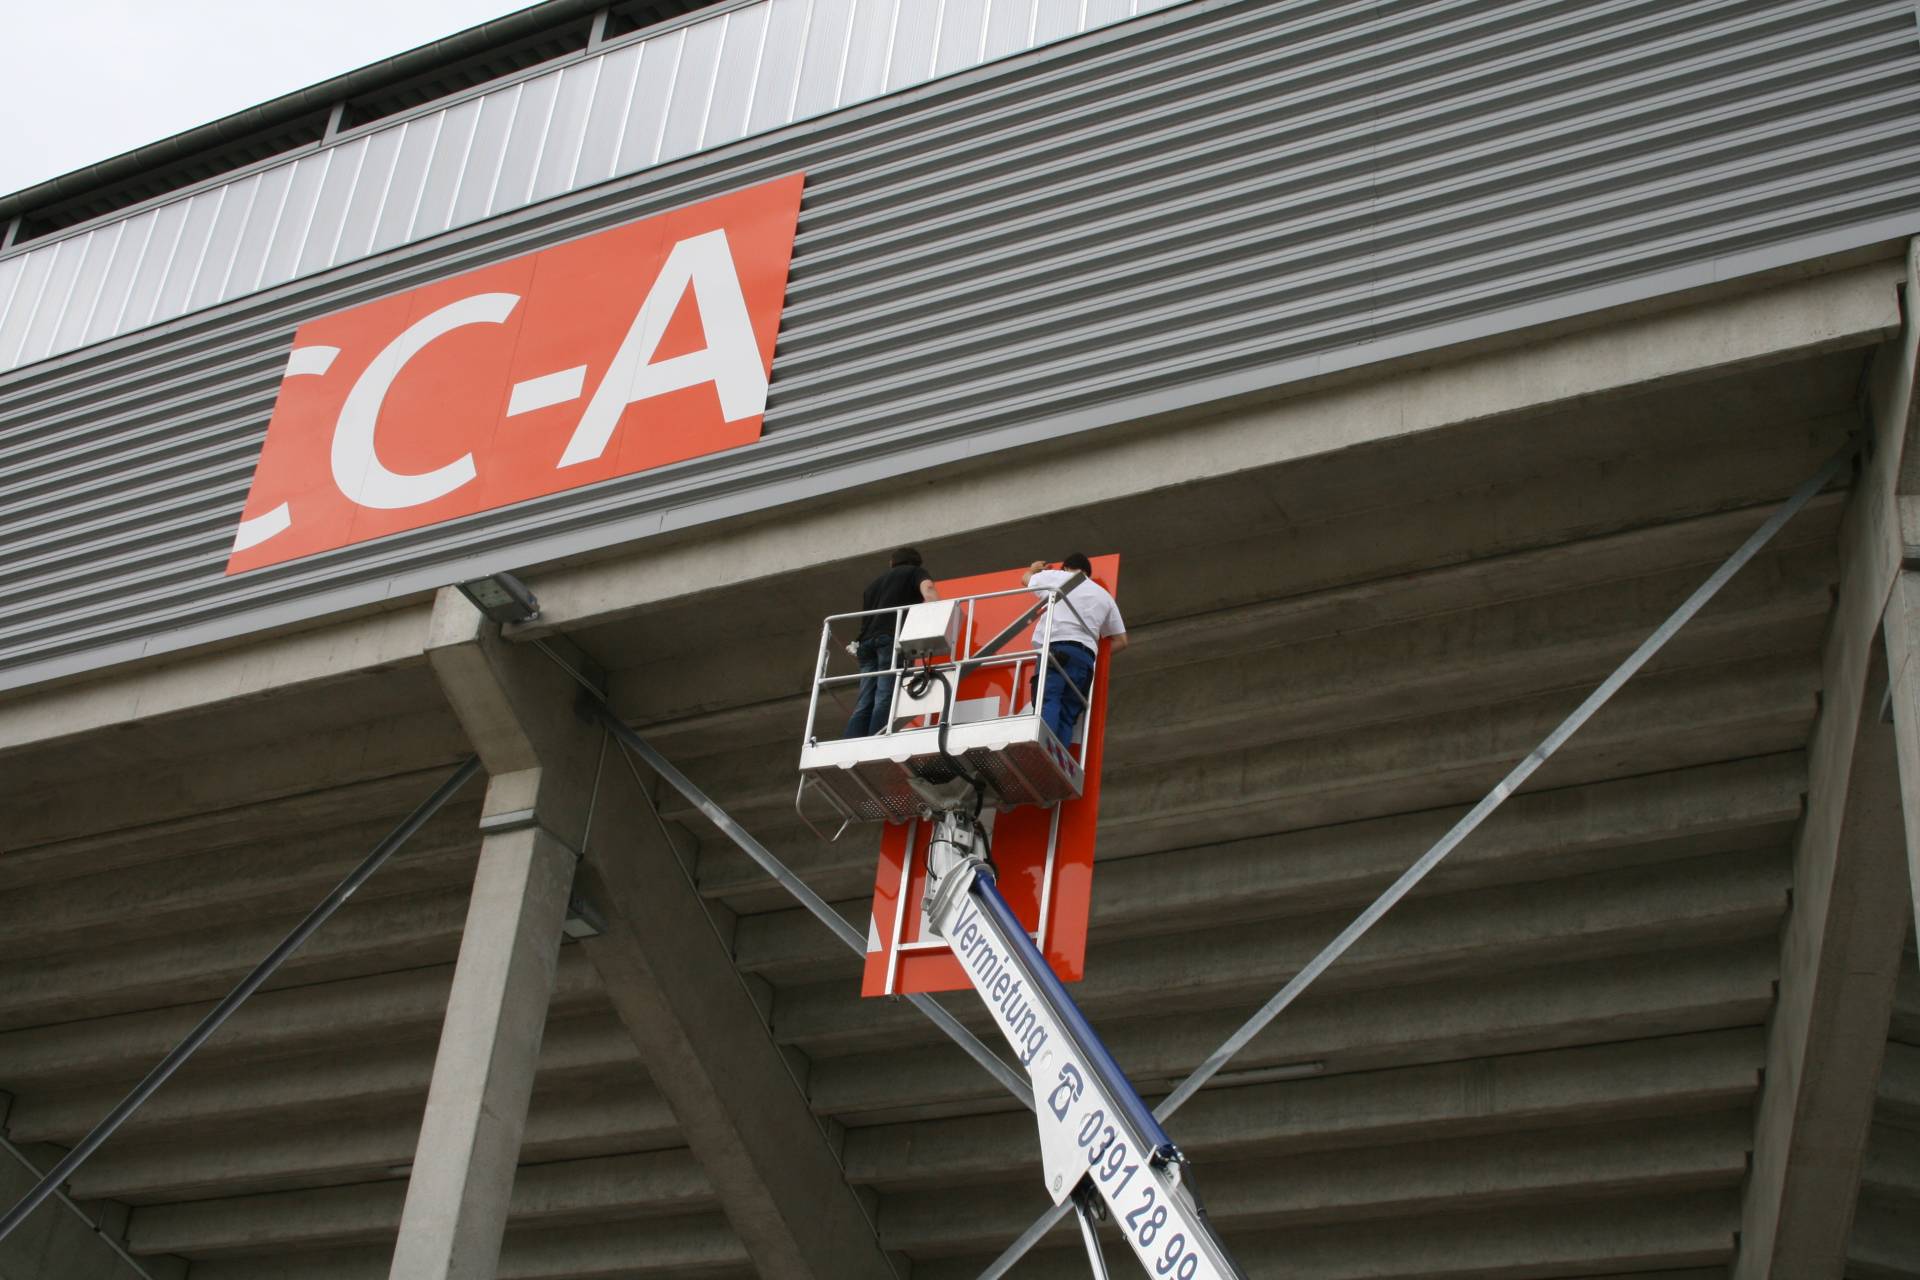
[[845, 635, 899, 738], [1036, 641, 1097, 747]]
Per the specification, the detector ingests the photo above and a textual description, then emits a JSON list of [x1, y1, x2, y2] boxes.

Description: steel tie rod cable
[[531, 638, 1035, 1110], [978, 439, 1859, 1276], [0, 755, 483, 1245]]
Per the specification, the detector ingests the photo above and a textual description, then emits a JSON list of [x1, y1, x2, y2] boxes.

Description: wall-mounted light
[[562, 892, 606, 940], [456, 572, 540, 625]]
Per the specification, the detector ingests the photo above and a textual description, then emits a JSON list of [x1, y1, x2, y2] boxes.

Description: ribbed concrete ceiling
[[1, 339, 1914, 1277]]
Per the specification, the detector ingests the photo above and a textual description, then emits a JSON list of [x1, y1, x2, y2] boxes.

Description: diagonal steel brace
[[978, 439, 1860, 1276]]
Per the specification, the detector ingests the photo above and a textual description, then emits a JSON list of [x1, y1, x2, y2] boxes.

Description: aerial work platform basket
[[797, 577, 1095, 829]]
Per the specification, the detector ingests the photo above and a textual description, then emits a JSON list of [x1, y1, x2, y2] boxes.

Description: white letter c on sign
[[330, 292, 520, 510]]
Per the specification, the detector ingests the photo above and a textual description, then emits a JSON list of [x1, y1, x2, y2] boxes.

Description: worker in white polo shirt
[[1022, 552, 1128, 747]]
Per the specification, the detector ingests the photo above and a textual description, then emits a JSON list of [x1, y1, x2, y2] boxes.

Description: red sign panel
[[861, 556, 1121, 997], [227, 174, 805, 573]]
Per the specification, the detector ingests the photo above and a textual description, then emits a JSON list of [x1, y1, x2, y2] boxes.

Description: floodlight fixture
[[457, 572, 540, 625], [562, 892, 606, 940]]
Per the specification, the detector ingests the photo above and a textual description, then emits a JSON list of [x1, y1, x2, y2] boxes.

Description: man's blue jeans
[[1036, 641, 1097, 747], [845, 636, 898, 738]]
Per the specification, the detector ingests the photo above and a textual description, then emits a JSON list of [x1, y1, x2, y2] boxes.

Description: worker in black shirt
[[846, 546, 939, 738]]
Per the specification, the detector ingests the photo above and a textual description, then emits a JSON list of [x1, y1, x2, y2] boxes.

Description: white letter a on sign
[[559, 228, 769, 468]]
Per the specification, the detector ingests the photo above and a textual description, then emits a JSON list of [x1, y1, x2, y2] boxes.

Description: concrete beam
[[0, 951, 602, 1095], [681, 649, 1817, 837], [738, 753, 1806, 984], [1847, 1190, 1920, 1280], [3, 707, 469, 861], [186, 1213, 750, 1280], [774, 848, 1789, 1056], [1879, 1042, 1920, 1125], [1123, 500, 1840, 682], [1892, 967, 1920, 1045], [845, 1028, 1763, 1191], [573, 735, 899, 1279], [1734, 290, 1919, 1278], [0, 766, 472, 894], [69, 1068, 667, 1204], [629, 493, 1840, 775], [1115, 546, 1831, 764], [629, 523, 1833, 784], [695, 640, 1820, 841], [1859, 1123, 1920, 1205], [0, 808, 477, 959], [0, 885, 473, 1031], [7, 1015, 639, 1148], [809, 938, 1780, 1121], [604, 427, 1846, 740], [881, 1111, 1750, 1252], [0, 604, 431, 758], [695, 650, 1818, 910], [520, 263, 1898, 636], [127, 1150, 712, 1257], [387, 591, 600, 1280], [912, 1191, 1739, 1280], [490, 1215, 748, 1278]]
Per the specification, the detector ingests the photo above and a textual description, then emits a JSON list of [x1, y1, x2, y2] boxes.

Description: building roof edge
[[0, 0, 607, 223]]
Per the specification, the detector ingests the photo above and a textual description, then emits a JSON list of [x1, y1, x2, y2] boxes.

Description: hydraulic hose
[[902, 661, 992, 860]]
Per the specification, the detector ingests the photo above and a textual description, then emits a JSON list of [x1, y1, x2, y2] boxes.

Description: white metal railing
[[0, 0, 1181, 375], [801, 579, 1096, 767]]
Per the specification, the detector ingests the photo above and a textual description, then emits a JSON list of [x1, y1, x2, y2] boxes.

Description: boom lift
[[798, 573, 1247, 1280]]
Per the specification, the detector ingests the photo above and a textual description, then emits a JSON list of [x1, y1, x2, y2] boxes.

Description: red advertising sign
[[227, 174, 805, 573], [861, 556, 1120, 997]]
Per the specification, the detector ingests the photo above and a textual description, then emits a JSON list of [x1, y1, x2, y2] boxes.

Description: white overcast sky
[[0, 0, 542, 197]]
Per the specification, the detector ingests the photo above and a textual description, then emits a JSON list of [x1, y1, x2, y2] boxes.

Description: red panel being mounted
[[226, 174, 804, 574], [860, 555, 1120, 997]]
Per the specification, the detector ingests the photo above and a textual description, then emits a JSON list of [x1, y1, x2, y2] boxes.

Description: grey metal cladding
[[1, 0, 1917, 693]]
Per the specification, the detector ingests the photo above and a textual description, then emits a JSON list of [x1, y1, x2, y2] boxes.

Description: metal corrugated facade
[[2, 0, 1917, 692]]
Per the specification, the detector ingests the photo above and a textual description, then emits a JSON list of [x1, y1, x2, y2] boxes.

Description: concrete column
[[1888, 568, 1920, 957], [394, 588, 895, 1279], [387, 592, 600, 1280], [1734, 253, 1917, 1277], [1735, 644, 1907, 1276], [1888, 235, 1920, 954], [385, 820, 575, 1280]]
